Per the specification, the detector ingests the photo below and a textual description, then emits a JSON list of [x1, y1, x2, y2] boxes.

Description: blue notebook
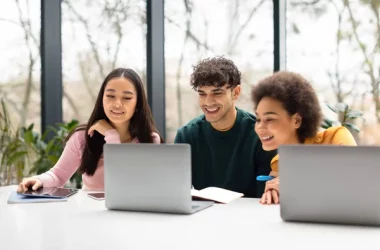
[[7, 191, 68, 204]]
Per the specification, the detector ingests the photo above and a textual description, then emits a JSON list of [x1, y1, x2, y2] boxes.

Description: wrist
[[104, 129, 118, 136]]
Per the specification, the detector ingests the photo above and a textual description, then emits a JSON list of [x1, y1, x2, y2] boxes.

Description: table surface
[[1, 185, 379, 250]]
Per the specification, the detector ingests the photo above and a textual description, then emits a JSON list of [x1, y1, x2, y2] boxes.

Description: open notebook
[[191, 187, 244, 204]]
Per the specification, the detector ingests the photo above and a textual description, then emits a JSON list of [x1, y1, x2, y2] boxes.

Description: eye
[[199, 93, 206, 96], [106, 95, 114, 98], [213, 92, 222, 96], [123, 97, 132, 101]]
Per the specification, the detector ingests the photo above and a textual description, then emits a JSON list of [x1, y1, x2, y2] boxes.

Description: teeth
[[206, 108, 218, 112], [262, 136, 273, 140]]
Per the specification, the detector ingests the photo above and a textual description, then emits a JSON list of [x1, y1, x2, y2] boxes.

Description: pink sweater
[[36, 129, 161, 191]]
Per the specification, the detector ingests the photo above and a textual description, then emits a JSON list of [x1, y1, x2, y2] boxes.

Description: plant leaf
[[7, 151, 27, 165], [326, 103, 337, 113], [346, 110, 363, 119], [342, 123, 360, 132], [321, 123, 330, 129], [47, 155, 59, 164], [23, 130, 35, 144], [321, 118, 334, 128], [67, 119, 79, 129], [335, 103, 348, 113], [27, 123, 34, 131]]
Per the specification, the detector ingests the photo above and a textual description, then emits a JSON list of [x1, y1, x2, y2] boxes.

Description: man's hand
[[88, 120, 114, 137]]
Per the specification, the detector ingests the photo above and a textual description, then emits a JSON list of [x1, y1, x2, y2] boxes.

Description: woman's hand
[[88, 120, 114, 137], [260, 176, 280, 205], [17, 177, 43, 193]]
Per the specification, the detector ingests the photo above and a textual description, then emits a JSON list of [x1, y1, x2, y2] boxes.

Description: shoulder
[[236, 108, 256, 126], [65, 129, 87, 151], [321, 126, 348, 135], [307, 126, 356, 145], [237, 108, 256, 121], [174, 114, 208, 143], [176, 114, 206, 135], [234, 109, 258, 139], [319, 126, 352, 142]]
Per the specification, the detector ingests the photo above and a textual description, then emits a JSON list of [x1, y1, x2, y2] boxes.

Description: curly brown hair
[[251, 71, 323, 143], [190, 56, 241, 89]]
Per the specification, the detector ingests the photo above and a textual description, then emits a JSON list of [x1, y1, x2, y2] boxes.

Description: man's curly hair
[[251, 71, 323, 143], [190, 56, 241, 89]]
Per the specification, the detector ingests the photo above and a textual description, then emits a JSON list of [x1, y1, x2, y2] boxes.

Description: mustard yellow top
[[270, 126, 357, 173]]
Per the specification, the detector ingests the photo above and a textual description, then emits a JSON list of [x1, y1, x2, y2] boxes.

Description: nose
[[113, 98, 122, 108], [204, 95, 215, 106], [255, 120, 265, 130]]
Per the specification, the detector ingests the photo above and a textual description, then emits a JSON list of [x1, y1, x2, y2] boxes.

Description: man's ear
[[294, 113, 302, 128], [232, 85, 241, 100]]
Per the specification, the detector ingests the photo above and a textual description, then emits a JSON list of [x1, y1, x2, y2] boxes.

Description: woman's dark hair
[[66, 68, 163, 176], [190, 56, 241, 89], [251, 71, 322, 143]]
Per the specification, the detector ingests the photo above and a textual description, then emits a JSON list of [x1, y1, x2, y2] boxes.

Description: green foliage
[[0, 100, 32, 185], [322, 102, 363, 133], [27, 119, 82, 188], [0, 99, 82, 187]]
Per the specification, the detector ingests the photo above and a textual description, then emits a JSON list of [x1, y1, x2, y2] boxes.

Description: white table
[[0, 185, 379, 250]]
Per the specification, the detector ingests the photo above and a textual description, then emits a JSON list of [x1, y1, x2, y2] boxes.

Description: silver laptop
[[103, 143, 214, 214], [279, 145, 380, 226]]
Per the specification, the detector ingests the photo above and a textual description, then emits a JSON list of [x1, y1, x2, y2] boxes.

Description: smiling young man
[[174, 57, 277, 198]]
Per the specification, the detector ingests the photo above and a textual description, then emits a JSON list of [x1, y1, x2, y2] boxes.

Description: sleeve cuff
[[104, 129, 121, 143]]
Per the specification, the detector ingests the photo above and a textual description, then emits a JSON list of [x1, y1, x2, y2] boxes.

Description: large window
[[0, 0, 41, 130], [62, 0, 147, 124], [165, 0, 274, 142], [287, 0, 380, 145]]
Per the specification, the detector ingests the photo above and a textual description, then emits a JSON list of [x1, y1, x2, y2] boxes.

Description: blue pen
[[256, 175, 274, 181]]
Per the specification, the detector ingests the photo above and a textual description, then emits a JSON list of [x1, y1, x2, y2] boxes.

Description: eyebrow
[[255, 111, 279, 116], [197, 88, 224, 93], [105, 89, 134, 95], [212, 88, 224, 92]]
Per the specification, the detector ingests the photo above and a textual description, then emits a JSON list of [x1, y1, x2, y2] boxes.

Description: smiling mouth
[[205, 107, 220, 114], [111, 110, 124, 115], [261, 135, 274, 141]]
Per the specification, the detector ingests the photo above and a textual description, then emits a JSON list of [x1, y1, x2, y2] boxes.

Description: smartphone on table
[[87, 192, 105, 200]]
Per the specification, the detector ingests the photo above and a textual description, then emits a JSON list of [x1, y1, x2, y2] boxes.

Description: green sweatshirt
[[174, 108, 277, 198]]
